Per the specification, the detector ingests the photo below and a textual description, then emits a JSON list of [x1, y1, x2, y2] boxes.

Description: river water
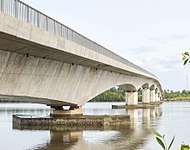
[[0, 102, 190, 150]]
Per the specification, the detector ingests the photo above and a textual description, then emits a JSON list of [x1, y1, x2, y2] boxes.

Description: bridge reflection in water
[[10, 104, 162, 150]]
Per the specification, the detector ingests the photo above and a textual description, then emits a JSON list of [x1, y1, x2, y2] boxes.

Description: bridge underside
[[0, 12, 162, 109], [0, 95, 76, 106], [0, 48, 161, 107], [0, 31, 136, 77]]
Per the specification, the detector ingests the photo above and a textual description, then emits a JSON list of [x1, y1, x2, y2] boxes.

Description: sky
[[21, 0, 190, 91]]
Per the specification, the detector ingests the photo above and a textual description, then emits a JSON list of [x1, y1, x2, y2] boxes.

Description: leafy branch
[[182, 51, 190, 65], [152, 130, 190, 150], [152, 130, 175, 150]]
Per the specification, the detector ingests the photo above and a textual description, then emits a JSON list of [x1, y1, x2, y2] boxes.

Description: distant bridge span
[[0, 0, 162, 110]]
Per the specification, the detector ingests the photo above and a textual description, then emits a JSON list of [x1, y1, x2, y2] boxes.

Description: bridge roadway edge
[[0, 11, 161, 81], [0, 11, 163, 108]]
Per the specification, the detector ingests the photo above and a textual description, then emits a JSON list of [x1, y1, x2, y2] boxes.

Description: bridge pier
[[155, 93, 159, 102], [142, 88, 150, 103], [50, 105, 83, 117], [150, 89, 155, 103], [125, 91, 138, 105]]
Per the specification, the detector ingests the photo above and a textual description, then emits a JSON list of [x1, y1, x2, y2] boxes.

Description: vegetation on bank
[[90, 87, 190, 102], [90, 87, 125, 102], [164, 90, 190, 101], [90, 87, 142, 102]]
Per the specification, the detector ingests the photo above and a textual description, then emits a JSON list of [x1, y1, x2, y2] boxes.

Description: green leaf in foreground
[[184, 59, 189, 65], [156, 137, 165, 150], [168, 136, 175, 150], [152, 130, 163, 138], [181, 144, 190, 150], [184, 51, 190, 56], [182, 55, 186, 60]]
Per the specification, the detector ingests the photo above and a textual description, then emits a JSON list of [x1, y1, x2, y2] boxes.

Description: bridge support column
[[125, 91, 138, 105], [50, 105, 83, 117], [155, 93, 159, 102], [142, 88, 150, 103], [150, 89, 155, 103]]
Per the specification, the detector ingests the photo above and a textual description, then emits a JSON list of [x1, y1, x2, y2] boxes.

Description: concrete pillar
[[158, 92, 161, 102], [159, 96, 162, 101], [155, 93, 159, 102], [125, 91, 138, 105], [142, 88, 150, 103], [150, 89, 155, 103], [50, 105, 83, 116]]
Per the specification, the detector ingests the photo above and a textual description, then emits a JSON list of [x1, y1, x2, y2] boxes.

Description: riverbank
[[164, 98, 190, 102]]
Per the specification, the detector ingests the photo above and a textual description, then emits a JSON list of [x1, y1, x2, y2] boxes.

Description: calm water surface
[[0, 102, 190, 150]]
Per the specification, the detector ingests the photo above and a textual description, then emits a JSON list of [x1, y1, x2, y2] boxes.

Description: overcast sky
[[22, 0, 190, 91]]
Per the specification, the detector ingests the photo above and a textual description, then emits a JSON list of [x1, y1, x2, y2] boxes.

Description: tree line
[[90, 88, 190, 102], [90, 87, 142, 102], [90, 87, 125, 102], [164, 89, 190, 100]]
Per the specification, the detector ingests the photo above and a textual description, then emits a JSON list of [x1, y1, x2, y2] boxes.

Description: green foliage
[[156, 137, 166, 149], [90, 87, 125, 102], [181, 144, 190, 150], [152, 130, 190, 150], [182, 51, 190, 65], [152, 130, 175, 150], [163, 89, 190, 100], [90, 87, 143, 102], [152, 130, 163, 138]]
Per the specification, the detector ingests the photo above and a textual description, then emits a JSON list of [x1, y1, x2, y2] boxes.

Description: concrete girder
[[0, 49, 163, 106], [119, 84, 137, 92], [0, 11, 163, 106], [142, 83, 149, 89], [150, 84, 155, 90]]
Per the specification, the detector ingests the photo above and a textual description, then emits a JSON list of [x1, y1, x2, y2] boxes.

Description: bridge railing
[[0, 0, 156, 77]]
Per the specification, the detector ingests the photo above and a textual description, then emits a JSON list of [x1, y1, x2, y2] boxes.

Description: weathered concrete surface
[[0, 12, 158, 79], [50, 107, 83, 116], [112, 101, 163, 109], [0, 11, 163, 106], [13, 114, 130, 127], [125, 91, 138, 105], [142, 88, 150, 103], [0, 49, 162, 106]]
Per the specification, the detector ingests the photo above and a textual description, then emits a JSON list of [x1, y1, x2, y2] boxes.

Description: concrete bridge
[[0, 0, 162, 114]]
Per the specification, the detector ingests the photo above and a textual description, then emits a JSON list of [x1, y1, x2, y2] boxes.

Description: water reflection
[[11, 104, 162, 150], [126, 106, 162, 129], [12, 126, 150, 150], [4, 102, 190, 149], [38, 130, 83, 150]]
